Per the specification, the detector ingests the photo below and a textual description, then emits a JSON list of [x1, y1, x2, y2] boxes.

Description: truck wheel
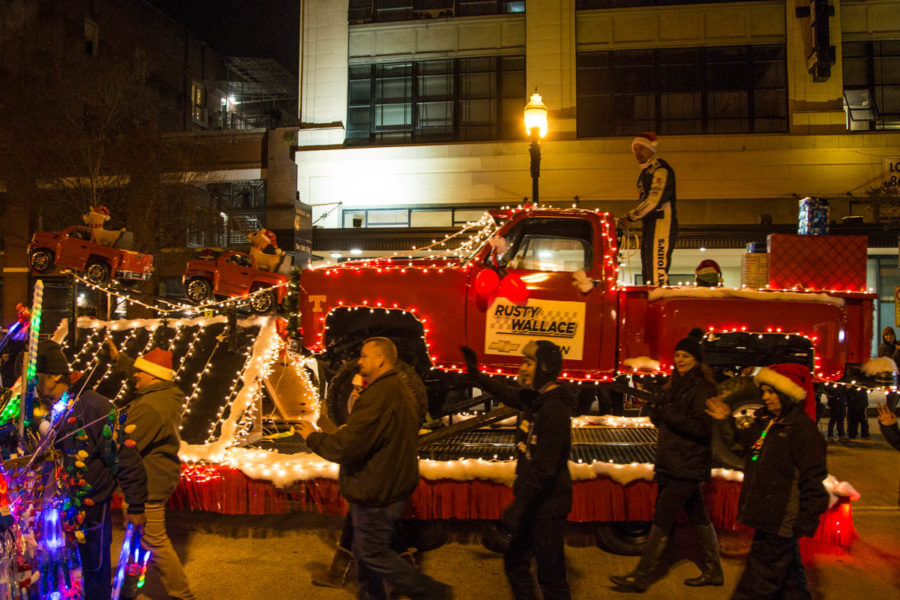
[[29, 249, 54, 273], [711, 376, 759, 468], [249, 288, 276, 315], [185, 278, 214, 304], [326, 359, 426, 426], [596, 521, 652, 555], [85, 260, 111, 285]]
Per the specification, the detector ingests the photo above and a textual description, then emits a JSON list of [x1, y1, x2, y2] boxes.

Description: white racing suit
[[626, 157, 678, 286]]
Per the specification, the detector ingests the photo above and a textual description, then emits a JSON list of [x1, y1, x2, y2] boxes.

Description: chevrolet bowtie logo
[[488, 340, 520, 353]]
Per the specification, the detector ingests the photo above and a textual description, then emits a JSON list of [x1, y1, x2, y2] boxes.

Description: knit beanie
[[631, 131, 658, 153], [754, 363, 816, 421], [35, 340, 69, 375], [133, 347, 175, 381], [695, 259, 723, 287], [674, 328, 704, 362], [522, 340, 563, 389]]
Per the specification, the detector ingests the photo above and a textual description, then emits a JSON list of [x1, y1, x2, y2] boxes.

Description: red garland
[[163, 466, 857, 549]]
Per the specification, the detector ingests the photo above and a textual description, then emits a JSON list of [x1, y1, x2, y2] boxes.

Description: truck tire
[[185, 277, 214, 304], [326, 359, 425, 426], [711, 376, 759, 468], [29, 249, 54, 273], [596, 521, 652, 555], [85, 260, 111, 285], [249, 287, 276, 315]]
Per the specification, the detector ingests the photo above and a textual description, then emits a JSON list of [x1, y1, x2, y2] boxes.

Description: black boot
[[608, 524, 668, 592], [311, 544, 354, 588], [684, 523, 724, 587]]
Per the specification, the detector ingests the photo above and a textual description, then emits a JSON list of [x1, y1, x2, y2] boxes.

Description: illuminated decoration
[[523, 91, 549, 139], [21, 280, 44, 433]]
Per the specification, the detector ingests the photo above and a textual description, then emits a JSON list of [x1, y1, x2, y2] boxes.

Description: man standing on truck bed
[[617, 132, 678, 286]]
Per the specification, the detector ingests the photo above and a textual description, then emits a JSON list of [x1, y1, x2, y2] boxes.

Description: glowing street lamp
[[523, 91, 548, 204]]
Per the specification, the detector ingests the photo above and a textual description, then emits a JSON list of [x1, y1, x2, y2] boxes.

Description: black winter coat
[[647, 367, 716, 482], [718, 402, 828, 538], [881, 421, 900, 452], [504, 384, 575, 520], [307, 369, 421, 507]]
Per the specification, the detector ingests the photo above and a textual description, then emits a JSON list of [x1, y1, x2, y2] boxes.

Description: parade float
[[2, 201, 891, 595]]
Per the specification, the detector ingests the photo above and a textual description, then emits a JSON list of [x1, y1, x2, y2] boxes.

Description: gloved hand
[[460, 346, 480, 376]]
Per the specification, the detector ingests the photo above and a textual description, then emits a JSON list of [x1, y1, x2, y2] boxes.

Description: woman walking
[[609, 329, 723, 592]]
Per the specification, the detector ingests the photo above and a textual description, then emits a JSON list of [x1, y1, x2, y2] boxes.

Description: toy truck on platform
[[298, 208, 875, 421], [27, 226, 153, 285], [182, 250, 288, 315]]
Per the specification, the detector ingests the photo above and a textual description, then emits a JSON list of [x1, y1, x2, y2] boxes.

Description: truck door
[[58, 227, 93, 271], [465, 216, 612, 377], [218, 253, 254, 296]]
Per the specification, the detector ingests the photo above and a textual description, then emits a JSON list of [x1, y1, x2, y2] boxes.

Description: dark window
[[842, 41, 900, 131], [576, 0, 762, 8], [576, 45, 787, 137], [349, 0, 523, 24], [347, 56, 525, 145]]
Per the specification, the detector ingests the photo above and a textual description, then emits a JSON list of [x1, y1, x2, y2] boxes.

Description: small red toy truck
[[27, 226, 153, 285], [182, 250, 288, 315]]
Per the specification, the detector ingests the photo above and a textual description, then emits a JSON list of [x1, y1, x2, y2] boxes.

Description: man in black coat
[[707, 363, 828, 599], [299, 337, 452, 600], [462, 340, 574, 600], [35, 340, 147, 600]]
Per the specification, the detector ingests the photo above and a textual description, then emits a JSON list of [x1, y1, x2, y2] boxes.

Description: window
[[84, 18, 99, 57], [503, 219, 594, 272], [347, 56, 525, 144], [576, 45, 787, 137], [576, 0, 755, 8], [843, 41, 900, 131], [226, 254, 252, 268], [191, 81, 207, 125], [349, 0, 524, 24]]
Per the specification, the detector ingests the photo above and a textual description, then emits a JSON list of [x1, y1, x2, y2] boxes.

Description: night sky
[[147, 0, 299, 75]]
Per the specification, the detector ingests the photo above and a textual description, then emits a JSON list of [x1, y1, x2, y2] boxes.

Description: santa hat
[[92, 205, 110, 216], [695, 259, 723, 283], [631, 132, 658, 153], [754, 363, 816, 421], [133, 347, 175, 381]]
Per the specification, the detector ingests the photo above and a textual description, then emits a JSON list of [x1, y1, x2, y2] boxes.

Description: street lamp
[[523, 91, 548, 204]]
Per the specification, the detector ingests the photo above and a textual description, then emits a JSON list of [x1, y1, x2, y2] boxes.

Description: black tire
[[249, 288, 276, 315], [29, 249, 54, 273], [185, 277, 213, 304], [398, 519, 447, 552], [326, 359, 426, 427], [711, 376, 760, 468], [85, 260, 111, 285], [596, 521, 652, 556]]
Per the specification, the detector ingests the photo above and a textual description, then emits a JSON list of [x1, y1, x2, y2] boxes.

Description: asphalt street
[[116, 417, 900, 600]]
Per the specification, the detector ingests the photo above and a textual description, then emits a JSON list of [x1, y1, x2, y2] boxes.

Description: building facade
[[296, 0, 900, 336]]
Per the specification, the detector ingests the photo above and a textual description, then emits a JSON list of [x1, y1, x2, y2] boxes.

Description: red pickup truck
[[182, 250, 288, 315], [299, 208, 874, 419], [28, 226, 153, 285]]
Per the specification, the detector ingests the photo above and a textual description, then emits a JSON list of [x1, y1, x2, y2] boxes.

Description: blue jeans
[[80, 502, 112, 600], [350, 501, 442, 600]]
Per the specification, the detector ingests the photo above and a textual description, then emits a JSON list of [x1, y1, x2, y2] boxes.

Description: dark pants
[[653, 474, 710, 534], [846, 390, 869, 438], [339, 512, 409, 553], [827, 398, 846, 437], [80, 502, 112, 600], [732, 530, 810, 600], [504, 516, 570, 600], [350, 501, 440, 600]]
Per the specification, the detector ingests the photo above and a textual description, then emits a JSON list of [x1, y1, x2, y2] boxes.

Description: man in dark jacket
[[299, 337, 452, 600], [35, 340, 147, 600], [108, 340, 197, 600], [707, 363, 828, 600], [617, 132, 678, 286], [462, 340, 574, 600], [610, 329, 722, 592]]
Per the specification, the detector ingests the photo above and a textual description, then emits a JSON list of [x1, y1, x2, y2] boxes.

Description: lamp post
[[523, 91, 548, 204]]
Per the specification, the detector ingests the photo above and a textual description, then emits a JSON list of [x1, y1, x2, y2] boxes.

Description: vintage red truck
[[298, 207, 875, 419], [182, 250, 288, 315], [27, 226, 154, 285]]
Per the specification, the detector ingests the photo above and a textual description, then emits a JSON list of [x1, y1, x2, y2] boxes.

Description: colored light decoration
[[20, 280, 43, 435]]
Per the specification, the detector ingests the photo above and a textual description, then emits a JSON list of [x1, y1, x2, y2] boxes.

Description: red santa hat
[[754, 363, 817, 421], [133, 347, 175, 381], [695, 259, 723, 283], [92, 205, 111, 216], [631, 131, 658, 153]]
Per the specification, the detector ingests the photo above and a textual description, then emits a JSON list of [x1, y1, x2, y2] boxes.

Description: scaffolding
[[218, 57, 297, 130]]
